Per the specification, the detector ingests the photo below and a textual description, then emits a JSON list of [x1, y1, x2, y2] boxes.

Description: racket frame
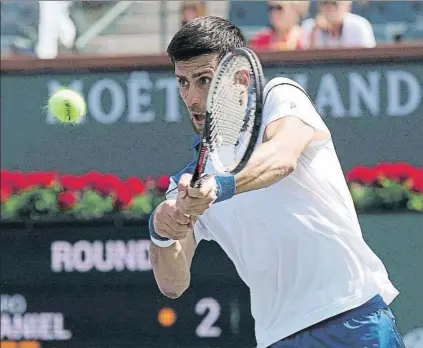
[[190, 47, 265, 188]]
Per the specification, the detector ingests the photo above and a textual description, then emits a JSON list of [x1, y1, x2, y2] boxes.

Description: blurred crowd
[[1, 0, 111, 58], [1, 0, 422, 59], [250, 1, 376, 51]]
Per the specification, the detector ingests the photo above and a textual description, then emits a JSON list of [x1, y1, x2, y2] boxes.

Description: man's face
[[268, 1, 298, 31], [175, 54, 219, 135], [320, 1, 346, 24]]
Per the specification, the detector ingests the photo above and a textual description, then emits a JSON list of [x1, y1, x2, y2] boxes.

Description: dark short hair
[[167, 16, 246, 63]]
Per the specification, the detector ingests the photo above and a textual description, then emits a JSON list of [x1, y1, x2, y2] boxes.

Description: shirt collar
[[190, 135, 201, 150]]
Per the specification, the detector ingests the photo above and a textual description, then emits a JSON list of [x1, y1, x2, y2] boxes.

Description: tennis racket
[[190, 47, 265, 188]]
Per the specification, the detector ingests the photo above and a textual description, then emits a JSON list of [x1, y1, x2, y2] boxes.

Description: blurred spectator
[[80, 1, 115, 10], [302, 0, 376, 49], [1, 1, 39, 57], [35, 1, 76, 59], [181, 1, 206, 27], [249, 1, 310, 52]]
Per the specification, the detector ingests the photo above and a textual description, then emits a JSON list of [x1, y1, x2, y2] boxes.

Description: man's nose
[[186, 86, 203, 109]]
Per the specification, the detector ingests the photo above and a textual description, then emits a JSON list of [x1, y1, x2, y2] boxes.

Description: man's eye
[[178, 79, 188, 88], [199, 76, 212, 85]]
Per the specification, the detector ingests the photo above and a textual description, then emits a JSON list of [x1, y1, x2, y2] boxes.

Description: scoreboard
[[1, 282, 255, 348], [0, 222, 256, 348]]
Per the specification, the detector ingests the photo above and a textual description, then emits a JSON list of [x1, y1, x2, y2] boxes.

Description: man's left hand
[[176, 173, 218, 217]]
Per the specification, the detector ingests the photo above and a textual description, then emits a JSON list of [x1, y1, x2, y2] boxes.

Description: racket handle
[[190, 171, 200, 188], [191, 142, 208, 187]]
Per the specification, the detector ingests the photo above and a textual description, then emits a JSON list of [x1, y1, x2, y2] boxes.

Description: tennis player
[[149, 16, 404, 348]]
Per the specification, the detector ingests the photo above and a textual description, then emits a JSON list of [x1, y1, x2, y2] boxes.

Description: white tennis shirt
[[166, 77, 399, 348]]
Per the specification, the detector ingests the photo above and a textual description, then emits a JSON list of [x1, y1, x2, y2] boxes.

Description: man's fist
[[176, 173, 217, 217], [153, 200, 193, 240]]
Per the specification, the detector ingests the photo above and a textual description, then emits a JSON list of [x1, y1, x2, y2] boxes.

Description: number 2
[[195, 297, 222, 338]]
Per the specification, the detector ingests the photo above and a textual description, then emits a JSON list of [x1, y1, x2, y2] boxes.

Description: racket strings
[[209, 57, 255, 149], [206, 54, 259, 172]]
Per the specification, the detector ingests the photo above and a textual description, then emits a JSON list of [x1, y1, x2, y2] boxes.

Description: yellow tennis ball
[[48, 88, 86, 123]]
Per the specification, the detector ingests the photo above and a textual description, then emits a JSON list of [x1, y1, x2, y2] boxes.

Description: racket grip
[[191, 142, 208, 187], [191, 173, 212, 189], [190, 171, 200, 188]]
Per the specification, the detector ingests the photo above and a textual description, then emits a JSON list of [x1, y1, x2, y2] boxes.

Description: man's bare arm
[[150, 233, 196, 299], [234, 116, 317, 194], [149, 200, 197, 298]]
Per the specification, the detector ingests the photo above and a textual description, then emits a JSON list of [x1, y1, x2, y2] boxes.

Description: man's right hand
[[153, 200, 193, 240]]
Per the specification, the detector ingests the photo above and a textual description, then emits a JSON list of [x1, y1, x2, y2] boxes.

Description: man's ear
[[234, 69, 250, 88]]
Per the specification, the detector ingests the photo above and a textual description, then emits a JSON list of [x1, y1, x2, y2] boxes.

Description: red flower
[[113, 186, 133, 208], [1, 169, 14, 181], [373, 163, 396, 181], [126, 177, 147, 196], [410, 176, 423, 193], [409, 167, 423, 184], [1, 185, 12, 202], [60, 174, 88, 191], [156, 175, 170, 193], [58, 191, 78, 209], [1, 170, 27, 191], [376, 162, 416, 181], [83, 171, 104, 188], [347, 162, 423, 190], [346, 166, 376, 185], [94, 173, 121, 195], [26, 171, 57, 188]]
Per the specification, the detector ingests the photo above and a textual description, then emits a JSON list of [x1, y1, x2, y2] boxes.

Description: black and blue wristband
[[214, 175, 236, 203]]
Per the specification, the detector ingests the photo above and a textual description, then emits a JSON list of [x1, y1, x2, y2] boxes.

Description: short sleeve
[[165, 177, 178, 200], [262, 77, 330, 134]]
